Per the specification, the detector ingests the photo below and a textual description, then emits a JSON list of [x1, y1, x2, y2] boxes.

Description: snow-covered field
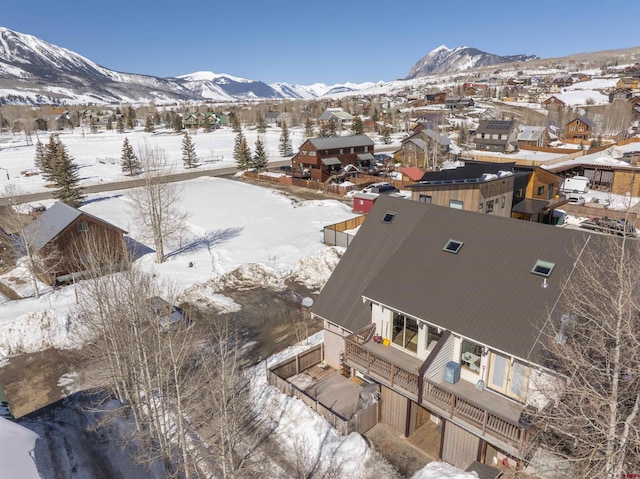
[[0, 127, 478, 478]]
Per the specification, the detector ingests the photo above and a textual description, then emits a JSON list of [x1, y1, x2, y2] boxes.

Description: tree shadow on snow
[[165, 227, 243, 260], [125, 236, 154, 261]]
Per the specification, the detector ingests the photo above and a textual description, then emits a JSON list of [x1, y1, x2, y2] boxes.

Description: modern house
[[517, 126, 549, 148], [22, 202, 128, 285], [407, 162, 516, 218], [291, 135, 375, 182], [510, 165, 567, 223], [563, 116, 595, 142], [311, 195, 602, 471], [473, 120, 518, 153]]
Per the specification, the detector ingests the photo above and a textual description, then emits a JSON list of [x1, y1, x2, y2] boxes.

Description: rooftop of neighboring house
[[312, 196, 605, 364], [319, 109, 354, 121], [476, 119, 516, 135], [306, 134, 374, 150], [410, 161, 516, 185], [518, 126, 547, 142]]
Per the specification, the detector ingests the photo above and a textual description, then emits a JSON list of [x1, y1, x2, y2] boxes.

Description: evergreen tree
[[125, 105, 136, 129], [43, 135, 84, 207], [381, 127, 391, 145], [89, 116, 97, 134], [252, 138, 269, 171], [116, 116, 125, 133], [257, 116, 267, 134], [34, 139, 46, 171], [144, 116, 154, 133], [120, 137, 140, 176], [305, 117, 314, 137], [173, 114, 183, 133], [231, 113, 241, 132], [279, 121, 293, 157], [351, 116, 364, 135], [319, 122, 331, 138], [181, 132, 198, 168], [233, 131, 251, 170]]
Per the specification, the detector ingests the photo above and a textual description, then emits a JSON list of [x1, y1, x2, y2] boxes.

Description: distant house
[[22, 202, 128, 285], [616, 77, 640, 90], [473, 119, 518, 153], [608, 88, 633, 103], [291, 135, 375, 182], [517, 126, 549, 148], [444, 96, 474, 109], [541, 95, 566, 109], [398, 129, 451, 168], [319, 108, 354, 124], [563, 116, 595, 141], [399, 166, 426, 183], [552, 75, 573, 89], [424, 92, 447, 104], [407, 161, 515, 218]]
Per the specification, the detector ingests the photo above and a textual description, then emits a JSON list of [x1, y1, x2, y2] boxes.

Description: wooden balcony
[[344, 326, 533, 457]]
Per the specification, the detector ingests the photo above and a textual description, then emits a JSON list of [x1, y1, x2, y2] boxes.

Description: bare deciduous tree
[[129, 145, 187, 263], [534, 231, 640, 477]]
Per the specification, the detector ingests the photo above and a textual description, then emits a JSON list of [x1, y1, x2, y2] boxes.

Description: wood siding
[[442, 421, 480, 469], [381, 385, 410, 435]]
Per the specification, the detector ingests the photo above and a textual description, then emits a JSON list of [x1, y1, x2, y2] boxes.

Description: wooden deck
[[408, 421, 441, 460], [289, 365, 363, 419]]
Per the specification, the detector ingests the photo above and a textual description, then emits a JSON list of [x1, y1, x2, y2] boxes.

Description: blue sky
[[3, 1, 638, 85]]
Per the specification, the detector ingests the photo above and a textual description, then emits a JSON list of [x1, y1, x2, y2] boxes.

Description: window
[[419, 195, 432, 204], [350, 148, 354, 154], [339, 148, 343, 154], [516, 188, 524, 200], [392, 313, 418, 353], [443, 239, 463, 254], [309, 151, 316, 156], [364, 146, 369, 153], [485, 199, 494, 213], [460, 339, 482, 373], [449, 199, 463, 210], [77, 221, 88, 232], [478, 202, 483, 212], [547, 183, 554, 200], [425, 324, 443, 354], [532, 259, 555, 277], [501, 195, 506, 208], [537, 185, 545, 196], [381, 212, 396, 223]]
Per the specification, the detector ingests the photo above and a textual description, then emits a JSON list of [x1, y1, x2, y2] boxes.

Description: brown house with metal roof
[[563, 116, 595, 141], [23, 202, 128, 284], [291, 135, 375, 181], [311, 196, 604, 470]]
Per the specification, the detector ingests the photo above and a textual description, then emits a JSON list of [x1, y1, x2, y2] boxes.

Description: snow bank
[[0, 417, 40, 479], [411, 461, 479, 479]]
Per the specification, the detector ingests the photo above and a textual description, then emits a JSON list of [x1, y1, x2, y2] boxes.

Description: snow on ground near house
[[553, 89, 609, 106], [255, 333, 475, 479], [0, 416, 40, 479], [571, 77, 619, 90], [0, 176, 354, 358]]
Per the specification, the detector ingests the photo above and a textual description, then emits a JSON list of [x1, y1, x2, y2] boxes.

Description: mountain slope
[[407, 45, 539, 79]]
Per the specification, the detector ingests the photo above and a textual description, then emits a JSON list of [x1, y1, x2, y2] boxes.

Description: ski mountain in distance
[[0, 26, 372, 104], [406, 45, 539, 79]]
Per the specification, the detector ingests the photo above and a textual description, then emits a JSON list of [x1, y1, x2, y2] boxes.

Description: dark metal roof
[[308, 135, 374, 150], [321, 157, 342, 166], [23, 201, 126, 250], [476, 119, 516, 134], [312, 196, 602, 364], [411, 162, 516, 184], [512, 198, 551, 215]]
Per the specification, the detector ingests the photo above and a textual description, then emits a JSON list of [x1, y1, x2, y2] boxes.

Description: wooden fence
[[267, 344, 378, 435], [323, 216, 366, 247]]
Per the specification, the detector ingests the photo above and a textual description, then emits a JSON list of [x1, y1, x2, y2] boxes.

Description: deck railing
[[343, 334, 530, 454]]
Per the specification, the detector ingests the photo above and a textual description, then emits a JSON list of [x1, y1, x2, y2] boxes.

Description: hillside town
[[0, 21, 640, 479]]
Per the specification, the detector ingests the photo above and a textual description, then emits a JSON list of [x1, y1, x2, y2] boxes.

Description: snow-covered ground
[[0, 127, 476, 478]]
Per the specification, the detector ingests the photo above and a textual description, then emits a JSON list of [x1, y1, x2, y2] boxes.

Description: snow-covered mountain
[[0, 27, 375, 105], [407, 45, 539, 79]]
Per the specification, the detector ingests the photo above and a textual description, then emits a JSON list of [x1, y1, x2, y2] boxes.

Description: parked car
[[362, 182, 390, 194], [148, 296, 192, 331]]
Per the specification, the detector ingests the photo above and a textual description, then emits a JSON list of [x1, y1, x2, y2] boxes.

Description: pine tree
[[120, 137, 140, 176], [125, 105, 136, 129], [34, 139, 46, 171], [144, 116, 154, 133], [89, 116, 97, 134], [173, 114, 183, 133], [231, 113, 241, 132], [328, 120, 337, 137], [233, 131, 251, 170], [381, 127, 391, 145], [43, 135, 84, 207], [116, 116, 125, 133], [257, 116, 267, 134], [252, 138, 269, 171], [181, 132, 198, 168], [279, 121, 293, 157], [351, 116, 364, 135]]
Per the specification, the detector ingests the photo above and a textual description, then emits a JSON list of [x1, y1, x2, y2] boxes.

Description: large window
[[488, 352, 529, 402], [485, 200, 494, 213], [460, 339, 482, 374], [449, 199, 464, 210], [419, 195, 432, 204], [392, 313, 419, 354]]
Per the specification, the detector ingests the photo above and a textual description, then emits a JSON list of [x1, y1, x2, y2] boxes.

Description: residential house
[[182, 112, 218, 130], [563, 116, 595, 141], [509, 165, 567, 223], [398, 129, 451, 168], [319, 108, 354, 128], [552, 75, 573, 89], [399, 166, 426, 183], [541, 96, 566, 109], [406, 161, 515, 218], [473, 119, 518, 153], [444, 96, 475, 110], [291, 135, 375, 182], [616, 77, 640, 90], [312, 195, 604, 470], [517, 126, 549, 148], [22, 202, 128, 285], [609, 88, 633, 103], [425, 92, 447, 105]]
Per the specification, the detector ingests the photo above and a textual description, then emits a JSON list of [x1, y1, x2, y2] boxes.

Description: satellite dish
[[302, 297, 314, 308]]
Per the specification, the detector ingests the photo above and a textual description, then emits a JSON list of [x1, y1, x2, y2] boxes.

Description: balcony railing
[[343, 328, 532, 456]]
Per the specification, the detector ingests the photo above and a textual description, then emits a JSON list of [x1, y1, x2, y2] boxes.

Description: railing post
[[482, 410, 488, 435], [366, 350, 371, 374], [449, 393, 455, 418]]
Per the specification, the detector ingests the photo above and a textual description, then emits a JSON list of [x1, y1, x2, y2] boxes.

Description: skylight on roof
[[443, 239, 464, 254], [381, 212, 396, 223], [532, 260, 555, 277]]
